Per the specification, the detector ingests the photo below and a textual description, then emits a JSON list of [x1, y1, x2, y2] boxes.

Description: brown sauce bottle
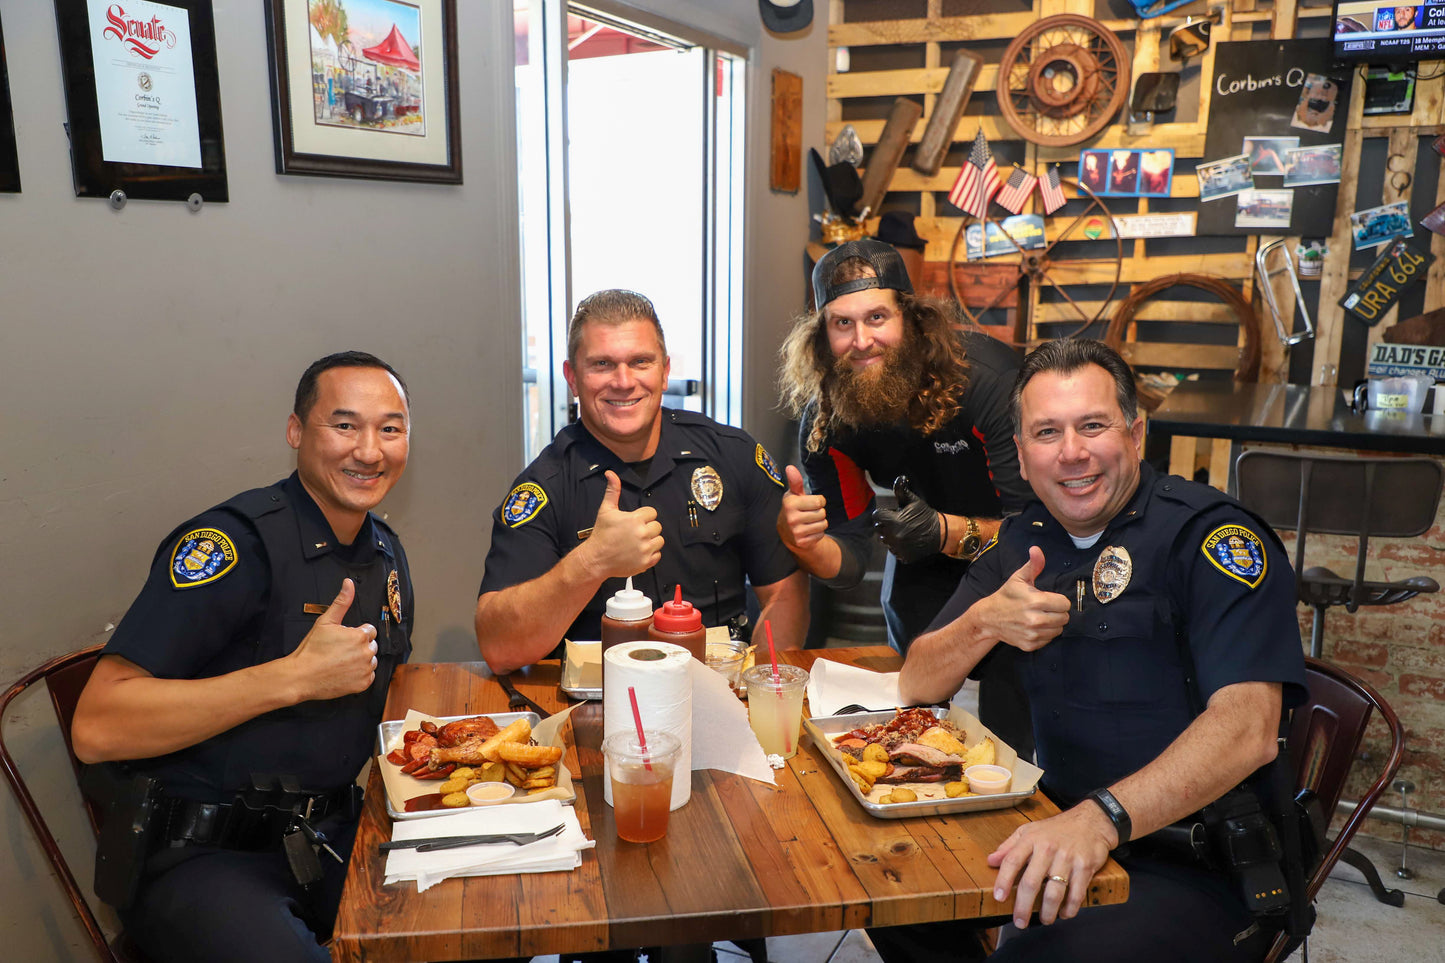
[[600, 577, 653, 656]]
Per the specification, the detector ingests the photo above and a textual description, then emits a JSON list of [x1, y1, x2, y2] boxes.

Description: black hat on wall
[[760, 0, 814, 34]]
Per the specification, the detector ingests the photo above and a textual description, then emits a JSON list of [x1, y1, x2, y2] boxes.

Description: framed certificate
[[0, 13, 19, 193], [52, 0, 227, 202], [264, 0, 461, 183]]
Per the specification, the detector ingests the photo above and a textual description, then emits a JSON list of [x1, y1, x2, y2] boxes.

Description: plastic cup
[[704, 641, 747, 690], [742, 663, 809, 759], [603, 730, 681, 843], [964, 764, 1013, 795]]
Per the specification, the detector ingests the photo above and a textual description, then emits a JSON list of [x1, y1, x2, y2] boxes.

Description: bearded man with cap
[[777, 239, 1034, 756]]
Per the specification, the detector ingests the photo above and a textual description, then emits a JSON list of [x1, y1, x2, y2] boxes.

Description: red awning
[[363, 25, 420, 72]]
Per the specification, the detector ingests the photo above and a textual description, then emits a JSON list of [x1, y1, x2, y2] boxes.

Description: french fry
[[497, 741, 563, 767], [522, 775, 556, 789]]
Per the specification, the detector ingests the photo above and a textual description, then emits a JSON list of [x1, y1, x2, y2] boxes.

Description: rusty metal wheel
[[948, 177, 1123, 335], [996, 15, 1130, 147]]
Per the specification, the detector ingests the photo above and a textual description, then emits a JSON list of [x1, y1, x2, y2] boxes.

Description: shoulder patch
[[170, 528, 239, 588], [502, 482, 548, 528], [755, 444, 785, 488], [1201, 524, 1268, 588]]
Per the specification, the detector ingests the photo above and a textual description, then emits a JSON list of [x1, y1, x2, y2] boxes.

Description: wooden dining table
[[331, 646, 1128, 962]]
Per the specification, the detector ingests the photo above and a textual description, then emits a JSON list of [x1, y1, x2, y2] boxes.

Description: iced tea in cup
[[603, 730, 681, 843], [742, 664, 809, 759]]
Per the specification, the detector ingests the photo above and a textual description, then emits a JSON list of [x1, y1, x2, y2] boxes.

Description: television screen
[[1334, 2, 1445, 60]]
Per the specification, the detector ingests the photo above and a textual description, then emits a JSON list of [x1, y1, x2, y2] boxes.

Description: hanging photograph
[[1283, 145, 1342, 187], [52, 0, 227, 201], [0, 12, 18, 193], [265, 0, 461, 183], [1197, 154, 1253, 201]]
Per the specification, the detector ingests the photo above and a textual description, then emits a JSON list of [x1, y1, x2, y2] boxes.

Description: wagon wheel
[[948, 178, 1124, 336], [996, 14, 1130, 147]]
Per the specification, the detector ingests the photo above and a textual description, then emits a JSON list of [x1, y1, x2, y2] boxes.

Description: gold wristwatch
[[951, 516, 982, 561]]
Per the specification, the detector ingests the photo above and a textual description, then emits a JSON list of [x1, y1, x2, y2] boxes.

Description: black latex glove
[[873, 476, 944, 564]]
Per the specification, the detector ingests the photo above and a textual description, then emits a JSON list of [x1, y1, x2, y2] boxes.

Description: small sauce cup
[[964, 764, 1012, 795], [467, 782, 516, 806]]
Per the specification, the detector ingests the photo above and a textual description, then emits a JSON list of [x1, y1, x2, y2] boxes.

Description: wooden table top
[[331, 646, 1128, 962]]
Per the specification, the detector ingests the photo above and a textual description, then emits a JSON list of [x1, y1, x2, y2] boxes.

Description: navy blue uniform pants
[[123, 816, 357, 963]]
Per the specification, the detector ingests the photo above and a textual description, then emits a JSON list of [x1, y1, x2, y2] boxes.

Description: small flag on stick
[[948, 129, 1002, 219], [1039, 164, 1067, 215], [994, 166, 1038, 215]]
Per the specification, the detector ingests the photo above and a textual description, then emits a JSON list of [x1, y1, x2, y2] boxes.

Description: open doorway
[[514, 1, 745, 462]]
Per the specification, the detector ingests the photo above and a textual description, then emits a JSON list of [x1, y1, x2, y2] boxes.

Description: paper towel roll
[[603, 641, 692, 811]]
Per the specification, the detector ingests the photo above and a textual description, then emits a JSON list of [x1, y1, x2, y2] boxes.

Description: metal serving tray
[[377, 712, 540, 820], [804, 708, 1037, 820]]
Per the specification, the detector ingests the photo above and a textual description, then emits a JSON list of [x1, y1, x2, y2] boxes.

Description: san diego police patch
[[755, 444, 785, 487], [170, 529, 238, 588], [1201, 524, 1267, 588], [502, 482, 548, 528]]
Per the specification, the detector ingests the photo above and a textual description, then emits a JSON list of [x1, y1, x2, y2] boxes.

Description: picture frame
[[1075, 148, 1173, 197], [0, 12, 19, 193], [52, 0, 228, 202], [265, 0, 461, 184]]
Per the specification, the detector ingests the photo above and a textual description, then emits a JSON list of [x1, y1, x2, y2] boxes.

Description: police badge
[[1091, 546, 1133, 603], [1202, 524, 1267, 588], [387, 569, 402, 625], [691, 466, 723, 511], [170, 528, 238, 588]]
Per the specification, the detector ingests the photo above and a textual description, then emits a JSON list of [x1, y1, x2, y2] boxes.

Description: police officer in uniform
[[889, 340, 1307, 962], [776, 239, 1033, 755], [71, 352, 413, 963], [477, 289, 807, 673]]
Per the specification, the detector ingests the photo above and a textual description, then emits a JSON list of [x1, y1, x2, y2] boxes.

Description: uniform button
[[1098, 622, 1108, 632], [713, 532, 721, 542], [1051, 710, 1061, 719], [1063, 560, 1072, 568], [645, 491, 653, 498], [1162, 484, 1172, 492]]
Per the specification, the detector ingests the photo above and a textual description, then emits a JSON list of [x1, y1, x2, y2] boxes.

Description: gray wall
[[0, 1, 823, 958]]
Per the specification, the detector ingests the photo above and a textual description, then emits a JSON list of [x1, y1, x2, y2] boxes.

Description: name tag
[[303, 603, 328, 615]]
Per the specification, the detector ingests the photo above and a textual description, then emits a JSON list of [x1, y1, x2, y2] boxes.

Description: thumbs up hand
[[777, 465, 829, 551], [289, 578, 380, 700], [873, 475, 946, 564], [582, 470, 664, 580], [979, 546, 1071, 652]]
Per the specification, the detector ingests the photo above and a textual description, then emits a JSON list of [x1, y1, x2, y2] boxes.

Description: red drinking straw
[[764, 620, 781, 683], [627, 685, 653, 771], [763, 621, 791, 753]]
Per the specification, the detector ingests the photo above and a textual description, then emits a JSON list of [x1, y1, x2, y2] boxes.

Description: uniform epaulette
[[225, 485, 290, 520], [1152, 474, 1231, 512]]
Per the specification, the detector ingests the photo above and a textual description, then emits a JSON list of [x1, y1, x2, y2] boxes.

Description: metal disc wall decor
[[996, 15, 1130, 147]]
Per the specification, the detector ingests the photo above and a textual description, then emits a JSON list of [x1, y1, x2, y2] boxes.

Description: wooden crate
[[825, 0, 1445, 389]]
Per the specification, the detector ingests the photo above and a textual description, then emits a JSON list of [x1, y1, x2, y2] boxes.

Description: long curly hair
[[779, 258, 970, 452]]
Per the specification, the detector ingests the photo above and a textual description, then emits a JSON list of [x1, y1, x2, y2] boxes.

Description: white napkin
[[687, 660, 777, 785], [805, 659, 904, 718], [383, 798, 594, 893]]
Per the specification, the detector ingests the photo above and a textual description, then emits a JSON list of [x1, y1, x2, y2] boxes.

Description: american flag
[[949, 129, 1002, 219], [994, 166, 1037, 215], [1039, 164, 1067, 215]]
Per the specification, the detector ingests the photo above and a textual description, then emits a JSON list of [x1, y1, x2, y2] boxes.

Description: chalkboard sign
[[1198, 40, 1352, 237]]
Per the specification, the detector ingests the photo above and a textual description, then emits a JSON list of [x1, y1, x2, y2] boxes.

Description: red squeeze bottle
[[647, 585, 707, 661]]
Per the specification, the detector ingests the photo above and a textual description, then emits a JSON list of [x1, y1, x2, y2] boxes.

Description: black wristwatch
[[951, 516, 982, 560], [1087, 788, 1132, 845]]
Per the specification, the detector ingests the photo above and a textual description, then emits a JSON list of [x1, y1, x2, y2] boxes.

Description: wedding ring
[[1047, 874, 1070, 886]]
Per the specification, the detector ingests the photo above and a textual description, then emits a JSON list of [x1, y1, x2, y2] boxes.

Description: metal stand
[[1339, 846, 1406, 906]]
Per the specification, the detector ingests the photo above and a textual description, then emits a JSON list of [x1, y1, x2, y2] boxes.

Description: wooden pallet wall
[[825, 0, 1445, 391]]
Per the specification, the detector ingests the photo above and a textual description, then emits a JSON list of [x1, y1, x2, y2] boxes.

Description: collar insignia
[[1092, 546, 1133, 603]]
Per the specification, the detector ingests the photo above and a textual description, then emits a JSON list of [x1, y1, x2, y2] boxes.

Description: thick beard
[[825, 339, 925, 428]]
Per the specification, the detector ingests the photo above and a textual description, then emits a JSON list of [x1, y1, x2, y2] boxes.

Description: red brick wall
[[1282, 524, 1445, 852]]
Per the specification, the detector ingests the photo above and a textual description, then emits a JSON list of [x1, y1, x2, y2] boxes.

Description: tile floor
[[530, 831, 1445, 963]]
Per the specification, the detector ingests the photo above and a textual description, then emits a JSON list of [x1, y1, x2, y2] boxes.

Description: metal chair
[[1234, 450, 1443, 659], [0, 643, 146, 963], [1264, 657, 1406, 962]]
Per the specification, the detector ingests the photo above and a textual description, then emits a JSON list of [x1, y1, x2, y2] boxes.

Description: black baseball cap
[[759, 0, 813, 34], [812, 239, 914, 309]]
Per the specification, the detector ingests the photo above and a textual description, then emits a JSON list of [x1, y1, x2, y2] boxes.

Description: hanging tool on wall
[[912, 51, 983, 177], [858, 97, 923, 218]]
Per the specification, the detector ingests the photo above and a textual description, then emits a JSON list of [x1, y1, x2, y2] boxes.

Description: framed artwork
[[265, 0, 461, 183], [0, 13, 18, 193], [52, 0, 228, 202]]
